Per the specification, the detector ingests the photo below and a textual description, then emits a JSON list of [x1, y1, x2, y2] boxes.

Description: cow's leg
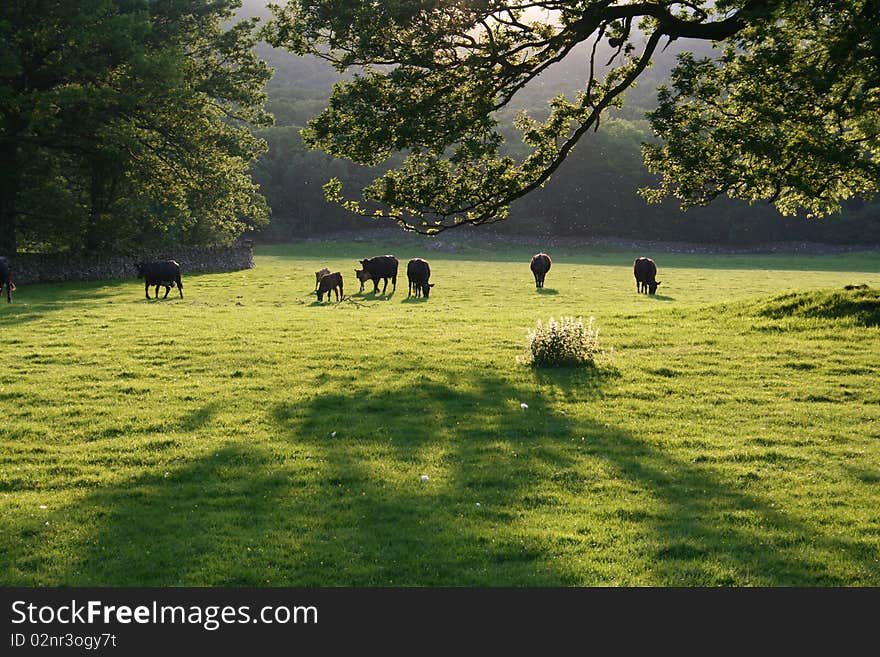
[[381, 278, 388, 295], [177, 276, 183, 298], [391, 275, 396, 292], [145, 282, 151, 299]]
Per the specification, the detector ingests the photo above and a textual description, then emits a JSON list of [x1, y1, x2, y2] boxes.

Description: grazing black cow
[[316, 271, 343, 302], [354, 268, 372, 293], [0, 257, 15, 303], [530, 252, 551, 288], [406, 258, 434, 298], [314, 267, 331, 291], [359, 255, 398, 295], [633, 257, 660, 294], [137, 260, 183, 299]]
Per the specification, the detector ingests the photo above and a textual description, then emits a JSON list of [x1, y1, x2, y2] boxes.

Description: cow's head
[[135, 262, 146, 278], [355, 269, 373, 286], [421, 283, 435, 298], [649, 280, 661, 294]]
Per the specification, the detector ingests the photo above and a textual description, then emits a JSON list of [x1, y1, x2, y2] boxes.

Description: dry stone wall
[[6, 242, 254, 285]]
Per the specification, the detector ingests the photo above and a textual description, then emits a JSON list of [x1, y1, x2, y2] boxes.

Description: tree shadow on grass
[[269, 375, 583, 585], [265, 374, 876, 586], [0, 286, 121, 325], [6, 375, 877, 586], [2, 446, 297, 585], [176, 402, 223, 432], [579, 422, 879, 585], [529, 364, 620, 402]]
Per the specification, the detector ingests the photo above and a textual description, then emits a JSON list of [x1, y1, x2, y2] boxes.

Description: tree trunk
[[85, 166, 105, 253], [0, 141, 18, 255], [85, 156, 123, 252]]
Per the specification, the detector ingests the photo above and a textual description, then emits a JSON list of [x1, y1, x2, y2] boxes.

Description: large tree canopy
[[265, 0, 880, 234], [0, 0, 272, 254]]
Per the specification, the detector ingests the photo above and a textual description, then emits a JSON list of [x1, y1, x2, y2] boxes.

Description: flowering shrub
[[524, 316, 604, 367]]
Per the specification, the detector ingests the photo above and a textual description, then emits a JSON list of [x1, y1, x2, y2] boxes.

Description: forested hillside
[[243, 0, 880, 244]]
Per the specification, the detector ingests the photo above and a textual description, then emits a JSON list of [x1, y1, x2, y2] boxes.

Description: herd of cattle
[[312, 252, 660, 302], [0, 253, 661, 304]]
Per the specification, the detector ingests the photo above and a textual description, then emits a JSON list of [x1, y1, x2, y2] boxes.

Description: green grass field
[[2, 239, 879, 586]]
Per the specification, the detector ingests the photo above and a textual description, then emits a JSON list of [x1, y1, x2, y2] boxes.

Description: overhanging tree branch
[[267, 0, 877, 231]]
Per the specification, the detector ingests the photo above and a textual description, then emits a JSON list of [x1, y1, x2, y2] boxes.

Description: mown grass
[[1, 239, 878, 586]]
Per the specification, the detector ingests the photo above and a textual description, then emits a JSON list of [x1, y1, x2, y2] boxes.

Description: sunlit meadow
[[1, 239, 878, 586]]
